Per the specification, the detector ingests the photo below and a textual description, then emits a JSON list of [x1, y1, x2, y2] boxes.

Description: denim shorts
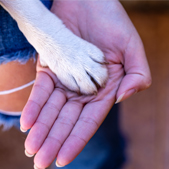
[[0, 0, 53, 64], [0, 1, 125, 168], [0, 0, 53, 129]]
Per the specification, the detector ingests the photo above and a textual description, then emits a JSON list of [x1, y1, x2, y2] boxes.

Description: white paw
[[8, 3, 108, 95], [39, 27, 108, 95], [39, 58, 48, 67]]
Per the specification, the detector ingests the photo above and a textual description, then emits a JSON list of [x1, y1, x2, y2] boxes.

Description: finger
[[20, 71, 54, 131], [55, 99, 113, 167], [115, 33, 152, 103], [24, 89, 66, 156], [34, 101, 83, 169]]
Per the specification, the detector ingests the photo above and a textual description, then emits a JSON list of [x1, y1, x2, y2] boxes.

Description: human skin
[[0, 59, 36, 112], [20, 0, 151, 168]]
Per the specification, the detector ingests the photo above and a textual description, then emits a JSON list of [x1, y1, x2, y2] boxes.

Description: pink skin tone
[[20, 0, 151, 168]]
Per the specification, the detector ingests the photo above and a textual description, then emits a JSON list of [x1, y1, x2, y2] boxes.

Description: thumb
[[115, 34, 152, 104], [115, 73, 151, 104]]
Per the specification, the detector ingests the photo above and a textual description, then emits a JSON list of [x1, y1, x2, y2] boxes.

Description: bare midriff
[[0, 59, 36, 113]]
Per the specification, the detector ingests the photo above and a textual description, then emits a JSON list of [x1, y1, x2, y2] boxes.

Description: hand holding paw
[[21, 0, 151, 168]]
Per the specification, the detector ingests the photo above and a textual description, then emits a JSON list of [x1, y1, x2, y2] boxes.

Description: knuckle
[[45, 102, 60, 112], [79, 116, 99, 128], [57, 116, 75, 127], [47, 136, 62, 146], [33, 83, 51, 96], [144, 75, 152, 89], [70, 134, 87, 144], [28, 99, 41, 109], [36, 120, 50, 131]]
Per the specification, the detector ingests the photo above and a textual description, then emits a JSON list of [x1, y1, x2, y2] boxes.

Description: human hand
[[20, 0, 151, 168]]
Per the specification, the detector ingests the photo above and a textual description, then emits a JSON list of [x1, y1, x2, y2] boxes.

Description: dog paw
[[39, 58, 48, 67], [39, 27, 108, 95], [10, 4, 108, 95]]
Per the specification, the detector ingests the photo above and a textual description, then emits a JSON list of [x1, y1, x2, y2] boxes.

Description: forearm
[[0, 0, 64, 54]]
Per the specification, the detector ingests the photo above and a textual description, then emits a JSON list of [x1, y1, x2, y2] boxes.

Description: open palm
[[20, 0, 151, 168]]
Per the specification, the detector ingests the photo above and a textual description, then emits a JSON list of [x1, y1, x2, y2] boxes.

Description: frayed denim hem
[[0, 113, 20, 131], [0, 47, 37, 65]]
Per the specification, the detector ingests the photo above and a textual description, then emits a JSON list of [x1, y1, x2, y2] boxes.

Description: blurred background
[[121, 1, 169, 169], [0, 1, 169, 169]]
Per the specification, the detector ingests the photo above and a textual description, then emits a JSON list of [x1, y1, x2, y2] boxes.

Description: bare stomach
[[0, 59, 36, 113]]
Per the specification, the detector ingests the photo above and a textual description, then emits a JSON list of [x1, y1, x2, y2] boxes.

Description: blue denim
[[0, 0, 53, 128], [0, 0, 53, 64], [0, 1, 125, 168], [0, 113, 20, 131]]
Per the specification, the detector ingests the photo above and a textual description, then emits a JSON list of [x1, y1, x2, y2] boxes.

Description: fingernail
[[56, 161, 64, 167], [25, 149, 34, 157], [115, 89, 137, 104], [34, 164, 39, 169], [34, 164, 45, 169], [20, 126, 28, 133], [115, 92, 125, 104]]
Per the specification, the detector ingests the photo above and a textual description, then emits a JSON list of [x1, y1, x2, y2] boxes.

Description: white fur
[[0, 0, 108, 94]]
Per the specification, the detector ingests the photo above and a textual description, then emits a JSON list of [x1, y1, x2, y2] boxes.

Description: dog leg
[[39, 58, 48, 67], [0, 0, 108, 94]]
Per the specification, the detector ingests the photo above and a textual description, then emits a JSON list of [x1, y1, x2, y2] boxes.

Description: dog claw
[[102, 83, 106, 88], [104, 61, 109, 64], [93, 91, 97, 96]]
